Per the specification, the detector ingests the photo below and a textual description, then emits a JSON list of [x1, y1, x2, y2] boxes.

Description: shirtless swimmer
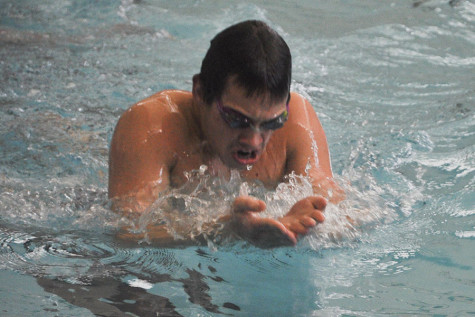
[[108, 20, 343, 248]]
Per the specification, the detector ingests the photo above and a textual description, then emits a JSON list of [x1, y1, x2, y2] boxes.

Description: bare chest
[[169, 144, 287, 189]]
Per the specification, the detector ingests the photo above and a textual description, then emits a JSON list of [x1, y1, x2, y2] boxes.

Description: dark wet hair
[[198, 20, 292, 105]]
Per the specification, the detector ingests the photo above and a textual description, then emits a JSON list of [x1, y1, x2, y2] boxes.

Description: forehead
[[221, 76, 286, 110]]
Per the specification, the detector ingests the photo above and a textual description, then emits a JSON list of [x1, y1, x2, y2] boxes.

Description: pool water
[[1, 0, 474, 316]]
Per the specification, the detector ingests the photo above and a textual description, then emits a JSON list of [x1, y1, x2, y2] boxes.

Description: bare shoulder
[[112, 90, 194, 153], [282, 92, 333, 178], [287, 92, 320, 127], [282, 92, 324, 143], [109, 90, 192, 199], [115, 90, 191, 131]]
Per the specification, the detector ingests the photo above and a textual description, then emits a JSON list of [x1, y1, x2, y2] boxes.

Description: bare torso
[[109, 89, 326, 201]]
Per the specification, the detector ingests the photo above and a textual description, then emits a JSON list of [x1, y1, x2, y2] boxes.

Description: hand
[[279, 196, 326, 237], [229, 196, 298, 248]]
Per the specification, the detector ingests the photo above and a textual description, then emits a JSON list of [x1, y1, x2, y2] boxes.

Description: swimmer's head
[[197, 20, 292, 107]]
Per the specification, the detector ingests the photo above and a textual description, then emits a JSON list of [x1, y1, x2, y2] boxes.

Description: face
[[200, 79, 289, 170]]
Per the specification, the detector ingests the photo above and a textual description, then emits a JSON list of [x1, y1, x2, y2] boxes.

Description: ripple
[[1, 0, 474, 315], [455, 230, 475, 239]]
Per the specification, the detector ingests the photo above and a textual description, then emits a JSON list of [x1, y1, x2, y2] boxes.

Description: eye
[[261, 111, 288, 130], [225, 109, 252, 129], [261, 118, 284, 130]]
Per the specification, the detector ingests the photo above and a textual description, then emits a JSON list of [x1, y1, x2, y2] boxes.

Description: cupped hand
[[229, 196, 297, 248], [279, 196, 327, 236]]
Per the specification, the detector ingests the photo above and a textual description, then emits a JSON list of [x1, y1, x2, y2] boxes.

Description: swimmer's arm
[[285, 94, 344, 202], [109, 102, 173, 212], [108, 104, 192, 244]]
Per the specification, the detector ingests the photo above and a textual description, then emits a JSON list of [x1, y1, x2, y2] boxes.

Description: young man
[[109, 20, 342, 248]]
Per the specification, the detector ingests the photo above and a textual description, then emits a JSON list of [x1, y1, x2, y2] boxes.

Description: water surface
[[1, 0, 474, 316]]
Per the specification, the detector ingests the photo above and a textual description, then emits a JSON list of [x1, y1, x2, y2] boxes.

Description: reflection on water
[[2, 225, 242, 315], [36, 260, 241, 316], [1, 0, 474, 315]]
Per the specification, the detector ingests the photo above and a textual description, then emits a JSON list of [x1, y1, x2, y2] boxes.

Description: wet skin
[[109, 76, 343, 248]]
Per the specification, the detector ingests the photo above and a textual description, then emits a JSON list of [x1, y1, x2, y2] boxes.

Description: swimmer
[[109, 20, 344, 248]]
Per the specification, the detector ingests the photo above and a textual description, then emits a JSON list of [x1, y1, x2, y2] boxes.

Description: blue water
[[1, 0, 474, 316]]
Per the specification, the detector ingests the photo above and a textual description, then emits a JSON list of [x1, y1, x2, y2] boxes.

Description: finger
[[232, 196, 266, 214], [300, 216, 317, 228], [287, 221, 309, 235], [308, 196, 327, 211], [310, 210, 325, 223], [272, 220, 298, 245]]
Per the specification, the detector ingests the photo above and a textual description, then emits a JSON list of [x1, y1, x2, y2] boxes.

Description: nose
[[238, 129, 264, 149]]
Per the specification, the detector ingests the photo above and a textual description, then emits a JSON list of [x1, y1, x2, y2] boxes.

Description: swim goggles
[[216, 99, 289, 131]]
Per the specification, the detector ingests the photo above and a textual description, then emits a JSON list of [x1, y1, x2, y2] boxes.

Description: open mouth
[[234, 150, 259, 165], [237, 150, 256, 159]]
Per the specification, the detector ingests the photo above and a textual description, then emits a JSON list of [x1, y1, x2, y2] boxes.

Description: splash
[[131, 166, 395, 250], [0, 160, 396, 254]]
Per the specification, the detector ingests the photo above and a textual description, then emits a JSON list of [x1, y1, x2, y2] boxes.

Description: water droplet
[[305, 161, 311, 174], [239, 182, 250, 196], [199, 165, 208, 175]]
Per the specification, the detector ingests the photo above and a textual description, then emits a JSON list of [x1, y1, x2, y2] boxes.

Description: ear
[[192, 74, 204, 103]]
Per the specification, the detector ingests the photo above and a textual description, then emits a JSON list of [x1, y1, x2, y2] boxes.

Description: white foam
[[127, 278, 153, 290]]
